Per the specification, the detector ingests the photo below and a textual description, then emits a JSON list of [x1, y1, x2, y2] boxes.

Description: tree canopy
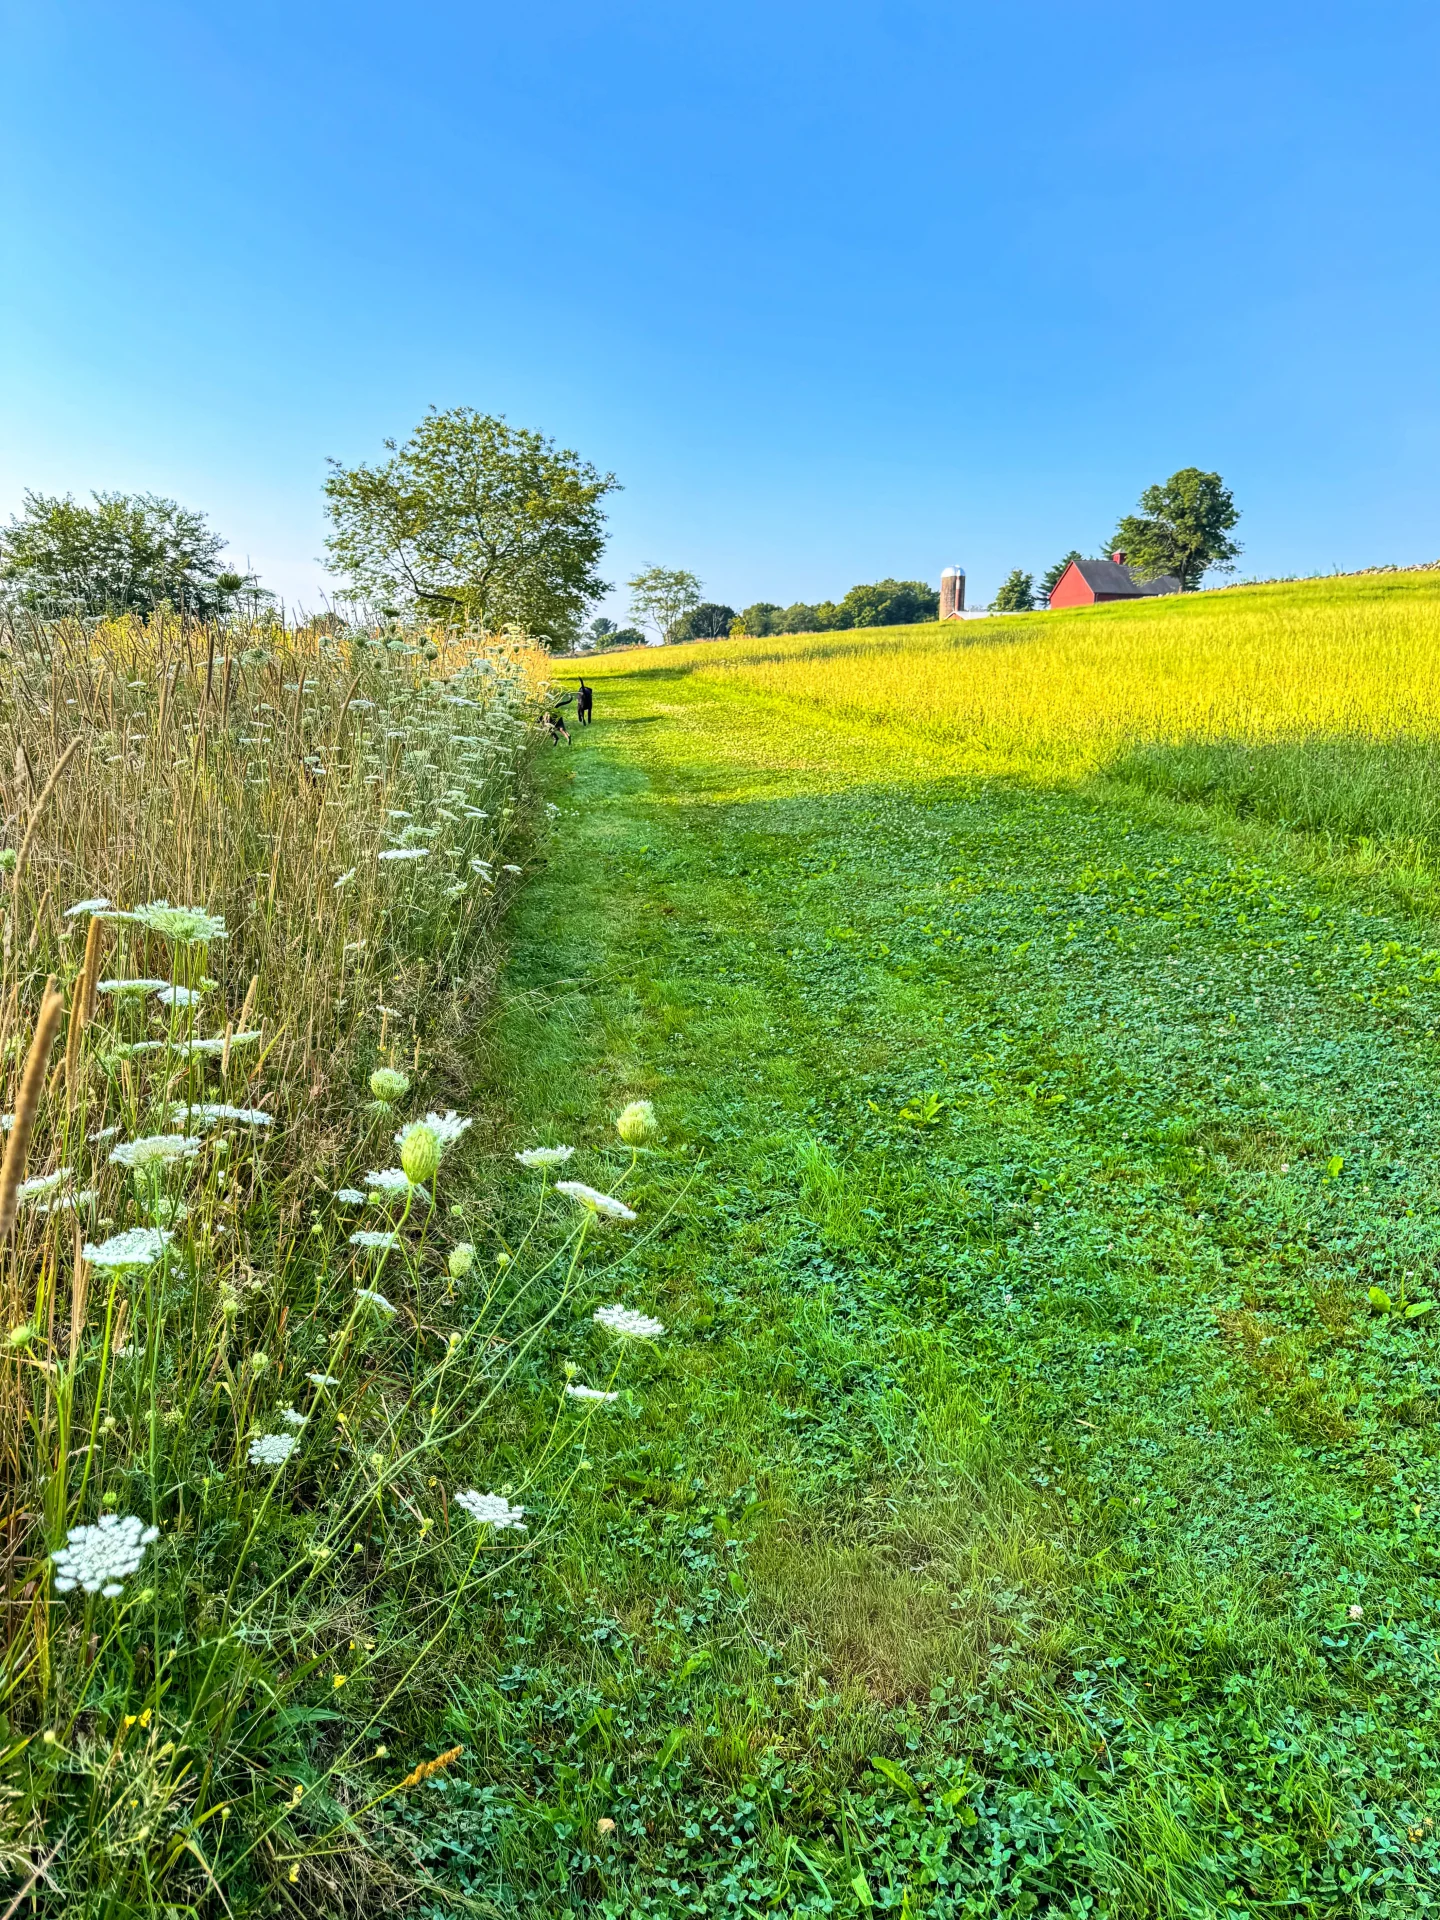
[[0, 491, 229, 616], [627, 567, 702, 645], [1111, 469, 1241, 590], [675, 602, 736, 641], [991, 569, 1036, 612], [323, 408, 618, 646]]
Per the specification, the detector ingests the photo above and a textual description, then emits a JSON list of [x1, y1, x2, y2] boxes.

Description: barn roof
[[1068, 558, 1182, 597]]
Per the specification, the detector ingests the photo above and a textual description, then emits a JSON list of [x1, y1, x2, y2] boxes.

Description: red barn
[[1048, 552, 1182, 608]]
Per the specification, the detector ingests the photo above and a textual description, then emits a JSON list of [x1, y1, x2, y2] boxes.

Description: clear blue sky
[[3, 0, 1437, 614]]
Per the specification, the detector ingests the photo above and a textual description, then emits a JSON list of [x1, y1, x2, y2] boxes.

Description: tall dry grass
[[0, 609, 628, 1914]]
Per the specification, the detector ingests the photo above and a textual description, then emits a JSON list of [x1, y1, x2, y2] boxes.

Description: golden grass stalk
[[62, 914, 106, 1090], [11, 738, 79, 893], [0, 978, 65, 1240]]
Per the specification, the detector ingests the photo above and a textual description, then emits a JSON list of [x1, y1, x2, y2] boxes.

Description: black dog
[[542, 711, 571, 745], [576, 680, 594, 725]]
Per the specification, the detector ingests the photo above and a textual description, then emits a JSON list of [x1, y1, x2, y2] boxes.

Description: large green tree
[[0, 490, 228, 616], [990, 569, 1036, 612], [838, 578, 940, 628], [323, 408, 618, 644], [675, 602, 736, 641], [1111, 469, 1241, 590], [739, 602, 782, 637], [627, 566, 702, 645]]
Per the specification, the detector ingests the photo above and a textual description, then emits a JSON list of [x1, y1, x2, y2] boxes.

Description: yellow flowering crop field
[[586, 569, 1440, 783]]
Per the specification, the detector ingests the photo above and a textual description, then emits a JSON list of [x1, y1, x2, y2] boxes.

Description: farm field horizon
[[8, 571, 1440, 1915]]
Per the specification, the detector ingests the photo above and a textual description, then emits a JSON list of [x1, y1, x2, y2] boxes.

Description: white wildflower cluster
[[334, 1188, 366, 1206], [186, 1031, 261, 1057], [98, 978, 168, 997], [566, 1383, 620, 1404], [51, 1514, 159, 1596], [127, 901, 228, 945], [249, 1433, 298, 1468], [454, 1489, 527, 1532], [156, 985, 204, 1008], [173, 1103, 272, 1129], [17, 1169, 70, 1206], [351, 1231, 400, 1253], [516, 1145, 574, 1169], [594, 1304, 665, 1341], [354, 1285, 397, 1313], [279, 1406, 308, 1428], [306, 1371, 341, 1388], [556, 1181, 637, 1222], [365, 1167, 417, 1194], [396, 1111, 472, 1152], [110, 1135, 202, 1169], [64, 897, 112, 918], [83, 1228, 171, 1269]]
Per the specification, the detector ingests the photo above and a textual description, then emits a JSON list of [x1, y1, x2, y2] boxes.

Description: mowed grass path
[[411, 666, 1440, 1917]]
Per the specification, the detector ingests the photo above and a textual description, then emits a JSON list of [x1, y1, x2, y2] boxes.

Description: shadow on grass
[[1102, 731, 1440, 855]]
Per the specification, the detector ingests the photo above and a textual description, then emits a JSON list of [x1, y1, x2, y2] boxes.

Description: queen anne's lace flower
[[566, 1383, 620, 1403], [64, 897, 112, 917], [516, 1145, 574, 1169], [156, 985, 203, 1008], [378, 847, 428, 862], [354, 1285, 397, 1313], [395, 1112, 472, 1154], [83, 1228, 171, 1269], [128, 901, 228, 945], [555, 1181, 637, 1222], [110, 1135, 202, 1169], [248, 1433, 298, 1468], [172, 1103, 272, 1129], [17, 1169, 70, 1205], [51, 1513, 159, 1595], [279, 1406, 308, 1428], [37, 1187, 94, 1216], [350, 1231, 400, 1253], [306, 1371, 341, 1387], [365, 1168, 417, 1193], [187, 1031, 261, 1056], [334, 1188, 366, 1205], [454, 1489, 527, 1531], [593, 1303, 665, 1341], [98, 978, 168, 996]]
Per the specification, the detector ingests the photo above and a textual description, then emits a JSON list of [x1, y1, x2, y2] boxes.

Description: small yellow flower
[[332, 1673, 348, 1690]]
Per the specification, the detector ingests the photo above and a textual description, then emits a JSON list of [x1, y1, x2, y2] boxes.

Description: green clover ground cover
[[400, 669, 1440, 1917]]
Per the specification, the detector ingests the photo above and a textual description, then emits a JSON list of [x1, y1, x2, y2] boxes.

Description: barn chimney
[[1112, 550, 1127, 565], [940, 565, 966, 619]]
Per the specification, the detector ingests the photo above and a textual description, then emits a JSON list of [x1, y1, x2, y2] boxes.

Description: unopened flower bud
[[400, 1123, 442, 1185], [369, 1067, 410, 1104], [616, 1100, 658, 1146], [448, 1242, 475, 1279]]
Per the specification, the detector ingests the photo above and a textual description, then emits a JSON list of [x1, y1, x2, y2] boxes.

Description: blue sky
[[2, 0, 1437, 615]]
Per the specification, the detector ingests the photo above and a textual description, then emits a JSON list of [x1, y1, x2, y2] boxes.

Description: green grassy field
[[387, 632, 1440, 1917]]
